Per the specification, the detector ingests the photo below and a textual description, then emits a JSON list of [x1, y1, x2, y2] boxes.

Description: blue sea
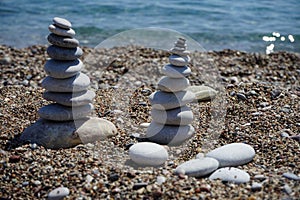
[[0, 0, 299, 52]]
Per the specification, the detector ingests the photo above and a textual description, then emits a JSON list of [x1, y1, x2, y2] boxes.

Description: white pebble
[[209, 167, 250, 184], [129, 142, 168, 166], [48, 187, 70, 200]]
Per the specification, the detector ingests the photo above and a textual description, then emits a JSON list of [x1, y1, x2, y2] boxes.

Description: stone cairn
[[38, 17, 95, 121], [146, 38, 196, 146]]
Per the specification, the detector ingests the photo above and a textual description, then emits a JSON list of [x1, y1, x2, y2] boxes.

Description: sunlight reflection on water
[[263, 32, 295, 54]]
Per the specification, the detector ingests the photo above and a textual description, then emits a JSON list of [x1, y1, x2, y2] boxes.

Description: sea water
[[0, 0, 299, 52]]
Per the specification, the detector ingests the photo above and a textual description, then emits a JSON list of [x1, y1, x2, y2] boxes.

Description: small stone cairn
[[146, 38, 196, 146], [38, 17, 94, 121], [20, 17, 117, 149]]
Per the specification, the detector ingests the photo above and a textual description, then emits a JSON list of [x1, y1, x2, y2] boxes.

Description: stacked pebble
[[146, 38, 195, 146], [38, 17, 95, 121]]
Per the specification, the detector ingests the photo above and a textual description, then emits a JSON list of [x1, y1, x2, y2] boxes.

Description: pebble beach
[[0, 44, 299, 199]]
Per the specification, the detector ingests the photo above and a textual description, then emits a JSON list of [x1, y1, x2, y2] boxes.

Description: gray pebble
[[149, 90, 195, 110], [53, 17, 72, 29], [47, 33, 79, 48], [38, 103, 93, 121], [42, 72, 90, 92], [146, 122, 195, 146], [209, 167, 250, 184], [236, 93, 247, 101], [48, 24, 75, 37], [283, 172, 300, 181], [151, 106, 193, 125], [283, 184, 292, 195], [251, 182, 263, 191], [169, 54, 190, 66], [47, 45, 83, 60], [161, 64, 191, 78], [175, 158, 219, 177], [44, 59, 83, 79], [43, 90, 95, 107], [185, 85, 217, 102], [157, 76, 190, 92]]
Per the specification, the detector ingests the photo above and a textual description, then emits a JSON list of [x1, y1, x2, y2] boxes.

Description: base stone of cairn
[[146, 38, 196, 146], [20, 17, 116, 149]]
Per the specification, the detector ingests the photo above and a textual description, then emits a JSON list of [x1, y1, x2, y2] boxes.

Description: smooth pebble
[[129, 142, 168, 166], [44, 59, 83, 79], [149, 90, 195, 110], [151, 106, 193, 125], [43, 90, 95, 107], [282, 172, 300, 181], [47, 33, 79, 48], [161, 64, 191, 78], [38, 103, 93, 121], [209, 167, 250, 184], [175, 158, 219, 177], [157, 76, 190, 92], [47, 186, 70, 200], [53, 17, 72, 29], [185, 85, 217, 102], [47, 45, 83, 60], [42, 72, 90, 92], [206, 143, 255, 167], [169, 54, 190, 66], [48, 24, 75, 37], [146, 122, 195, 146]]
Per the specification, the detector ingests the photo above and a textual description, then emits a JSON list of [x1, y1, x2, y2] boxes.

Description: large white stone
[[185, 85, 217, 102], [157, 76, 190, 92], [42, 72, 90, 92], [169, 54, 190, 66], [146, 122, 195, 146], [209, 167, 250, 184], [38, 103, 93, 121], [151, 106, 193, 125], [44, 59, 83, 79], [206, 143, 255, 167], [149, 90, 195, 110], [43, 90, 95, 107], [129, 142, 168, 167], [175, 158, 219, 177], [161, 64, 191, 78], [20, 117, 117, 149], [48, 24, 75, 37]]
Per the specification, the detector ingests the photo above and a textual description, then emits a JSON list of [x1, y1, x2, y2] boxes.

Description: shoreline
[[0, 44, 299, 199]]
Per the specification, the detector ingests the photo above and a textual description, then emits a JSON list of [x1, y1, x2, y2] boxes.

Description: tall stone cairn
[[146, 38, 196, 146], [38, 17, 95, 121]]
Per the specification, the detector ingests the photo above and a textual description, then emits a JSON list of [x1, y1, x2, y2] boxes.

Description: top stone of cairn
[[170, 37, 190, 56], [53, 17, 72, 29]]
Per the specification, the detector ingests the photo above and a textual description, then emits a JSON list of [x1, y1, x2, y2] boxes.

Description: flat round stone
[[206, 143, 255, 167], [42, 72, 90, 92], [151, 106, 193, 125], [44, 59, 82, 79], [162, 64, 191, 78], [175, 158, 219, 177], [53, 17, 72, 29], [20, 117, 117, 149], [157, 76, 190, 92], [43, 90, 95, 107], [47, 33, 79, 48], [185, 85, 217, 102], [48, 24, 75, 37], [169, 55, 190, 66], [38, 103, 93, 121], [170, 48, 190, 57], [146, 122, 195, 146], [149, 90, 195, 110], [209, 167, 250, 184], [48, 186, 70, 200], [129, 142, 168, 167], [47, 45, 83, 61]]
